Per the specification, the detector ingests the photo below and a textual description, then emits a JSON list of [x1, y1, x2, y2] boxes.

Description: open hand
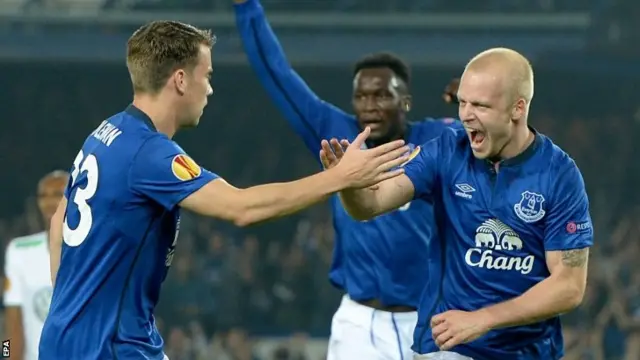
[[320, 138, 381, 190], [319, 138, 350, 170], [325, 127, 409, 189]]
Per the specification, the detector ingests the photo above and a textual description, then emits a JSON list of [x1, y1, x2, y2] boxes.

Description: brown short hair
[[126, 20, 215, 94]]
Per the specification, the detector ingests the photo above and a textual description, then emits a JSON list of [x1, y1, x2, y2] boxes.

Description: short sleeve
[[544, 163, 593, 251], [129, 135, 219, 211], [404, 131, 453, 201], [3, 243, 23, 306]]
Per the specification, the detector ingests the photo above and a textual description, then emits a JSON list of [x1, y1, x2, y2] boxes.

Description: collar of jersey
[[477, 126, 542, 169], [125, 104, 157, 132]]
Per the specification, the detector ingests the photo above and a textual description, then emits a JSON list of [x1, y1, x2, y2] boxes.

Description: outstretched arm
[[338, 175, 416, 221], [131, 129, 408, 227], [234, 0, 348, 154], [320, 135, 443, 221], [181, 134, 407, 225]]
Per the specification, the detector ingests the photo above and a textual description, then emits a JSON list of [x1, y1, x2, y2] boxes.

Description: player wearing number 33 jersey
[[39, 105, 219, 360], [41, 20, 410, 360]]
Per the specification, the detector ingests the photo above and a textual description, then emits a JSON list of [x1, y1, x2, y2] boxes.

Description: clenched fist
[[443, 78, 460, 104]]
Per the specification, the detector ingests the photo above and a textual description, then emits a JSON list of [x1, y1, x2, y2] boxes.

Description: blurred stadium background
[[0, 0, 639, 359]]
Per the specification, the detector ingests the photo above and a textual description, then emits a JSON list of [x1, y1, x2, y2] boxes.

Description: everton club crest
[[514, 191, 546, 223]]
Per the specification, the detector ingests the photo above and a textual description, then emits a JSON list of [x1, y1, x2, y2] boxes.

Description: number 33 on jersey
[[63, 150, 98, 246], [41, 106, 219, 360]]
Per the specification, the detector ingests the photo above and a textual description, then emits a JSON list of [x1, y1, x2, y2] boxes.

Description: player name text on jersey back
[[91, 120, 123, 147]]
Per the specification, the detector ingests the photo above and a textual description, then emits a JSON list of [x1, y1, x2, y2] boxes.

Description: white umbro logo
[[454, 183, 475, 199]]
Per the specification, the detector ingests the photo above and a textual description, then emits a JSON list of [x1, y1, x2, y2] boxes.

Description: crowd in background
[[0, 62, 638, 359], [1, 115, 639, 359]]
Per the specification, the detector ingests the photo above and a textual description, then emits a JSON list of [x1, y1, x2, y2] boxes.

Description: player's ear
[[402, 95, 412, 113], [512, 98, 526, 121], [173, 69, 187, 95]]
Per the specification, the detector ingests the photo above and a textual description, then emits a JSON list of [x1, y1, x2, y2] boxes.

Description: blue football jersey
[[39, 105, 218, 360], [404, 128, 593, 359], [235, 0, 460, 308]]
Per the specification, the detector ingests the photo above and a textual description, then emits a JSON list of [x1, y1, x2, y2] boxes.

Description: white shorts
[[327, 295, 418, 360], [413, 351, 473, 360]]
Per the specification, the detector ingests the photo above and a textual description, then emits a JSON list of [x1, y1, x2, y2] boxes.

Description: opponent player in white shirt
[[4, 170, 68, 360]]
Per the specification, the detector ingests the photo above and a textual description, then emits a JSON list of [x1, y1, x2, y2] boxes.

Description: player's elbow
[[231, 206, 278, 227], [215, 204, 254, 227], [566, 285, 586, 310], [338, 194, 378, 221], [231, 212, 259, 227], [227, 197, 266, 227], [345, 202, 389, 222], [561, 281, 586, 312], [346, 208, 376, 222]]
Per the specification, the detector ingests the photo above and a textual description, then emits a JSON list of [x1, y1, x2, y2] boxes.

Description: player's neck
[[499, 126, 534, 161], [368, 122, 406, 148], [132, 96, 179, 138], [369, 132, 403, 148]]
